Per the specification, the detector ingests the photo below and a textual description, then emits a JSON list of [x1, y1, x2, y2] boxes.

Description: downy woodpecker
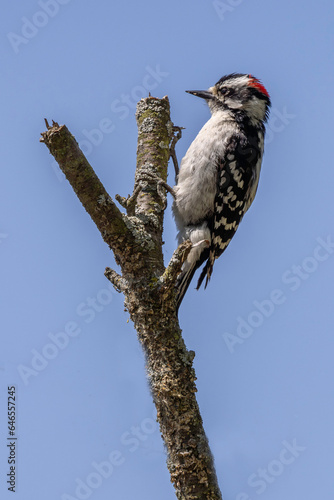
[[173, 73, 271, 310]]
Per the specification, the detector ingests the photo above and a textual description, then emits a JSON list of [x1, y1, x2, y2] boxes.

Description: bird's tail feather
[[175, 247, 210, 313], [196, 251, 215, 290], [175, 262, 199, 313]]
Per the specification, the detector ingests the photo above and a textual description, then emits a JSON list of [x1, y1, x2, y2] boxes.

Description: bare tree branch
[[41, 97, 222, 500], [104, 267, 128, 293], [40, 121, 138, 266], [161, 240, 192, 289]]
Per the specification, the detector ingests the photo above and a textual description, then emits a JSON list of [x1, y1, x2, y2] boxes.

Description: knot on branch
[[97, 194, 114, 207], [104, 267, 128, 293]]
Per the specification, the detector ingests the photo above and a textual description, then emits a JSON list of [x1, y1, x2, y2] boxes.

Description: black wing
[[196, 134, 260, 289]]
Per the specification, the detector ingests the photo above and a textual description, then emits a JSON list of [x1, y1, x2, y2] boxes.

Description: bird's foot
[[169, 125, 184, 179]]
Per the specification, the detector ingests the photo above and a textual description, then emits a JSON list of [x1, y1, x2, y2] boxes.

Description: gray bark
[[40, 96, 223, 500]]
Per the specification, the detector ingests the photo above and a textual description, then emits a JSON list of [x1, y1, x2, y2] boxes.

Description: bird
[[172, 73, 271, 311]]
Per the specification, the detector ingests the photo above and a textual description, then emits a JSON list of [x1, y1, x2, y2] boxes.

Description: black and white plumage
[[173, 73, 271, 310]]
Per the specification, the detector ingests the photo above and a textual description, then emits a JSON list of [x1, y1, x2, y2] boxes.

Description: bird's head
[[186, 73, 271, 124]]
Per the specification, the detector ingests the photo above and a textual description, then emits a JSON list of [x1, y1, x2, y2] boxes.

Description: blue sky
[[1, 1, 334, 499]]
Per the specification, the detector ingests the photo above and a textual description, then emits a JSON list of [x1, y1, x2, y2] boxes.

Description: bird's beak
[[186, 90, 214, 100]]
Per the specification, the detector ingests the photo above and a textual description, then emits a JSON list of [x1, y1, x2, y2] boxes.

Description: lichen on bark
[[40, 98, 222, 500]]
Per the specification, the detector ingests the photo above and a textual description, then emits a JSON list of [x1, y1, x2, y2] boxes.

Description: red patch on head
[[248, 75, 270, 98]]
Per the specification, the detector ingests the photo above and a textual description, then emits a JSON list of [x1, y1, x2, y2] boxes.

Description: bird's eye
[[219, 87, 235, 97]]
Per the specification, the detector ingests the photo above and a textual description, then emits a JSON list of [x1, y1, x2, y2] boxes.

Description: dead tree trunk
[[40, 95, 223, 500]]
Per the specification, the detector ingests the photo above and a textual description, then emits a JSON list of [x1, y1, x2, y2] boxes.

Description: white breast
[[174, 110, 239, 225]]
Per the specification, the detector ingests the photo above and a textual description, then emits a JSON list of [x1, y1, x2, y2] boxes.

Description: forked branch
[[40, 97, 222, 500]]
